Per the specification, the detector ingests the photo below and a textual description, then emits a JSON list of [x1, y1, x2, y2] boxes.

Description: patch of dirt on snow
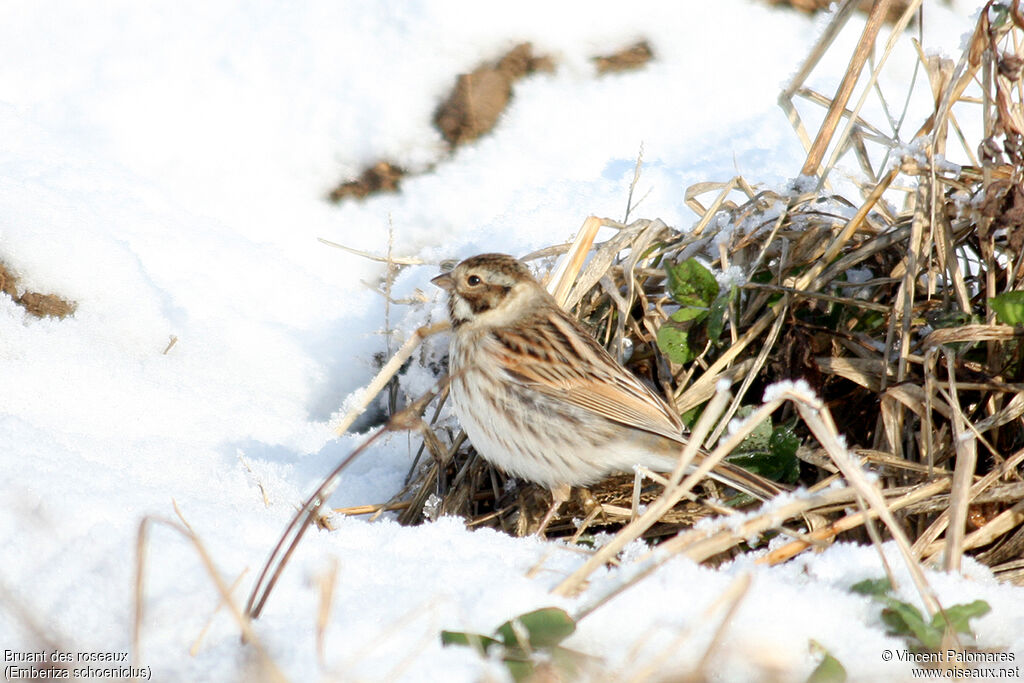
[[592, 41, 653, 75], [0, 261, 76, 319]]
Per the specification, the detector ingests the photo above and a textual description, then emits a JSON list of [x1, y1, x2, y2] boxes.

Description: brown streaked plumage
[[431, 253, 786, 500]]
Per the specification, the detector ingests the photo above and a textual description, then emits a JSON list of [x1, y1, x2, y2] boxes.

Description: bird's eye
[[467, 275, 482, 286]]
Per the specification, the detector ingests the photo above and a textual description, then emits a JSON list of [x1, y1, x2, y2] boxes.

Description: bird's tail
[[647, 452, 790, 502], [706, 459, 790, 501]]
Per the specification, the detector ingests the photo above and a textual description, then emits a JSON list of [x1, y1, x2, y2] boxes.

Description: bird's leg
[[568, 488, 603, 543], [535, 483, 571, 537]]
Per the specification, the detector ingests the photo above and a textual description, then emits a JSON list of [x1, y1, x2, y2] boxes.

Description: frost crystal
[[716, 265, 746, 289], [423, 493, 442, 521], [762, 378, 815, 403]]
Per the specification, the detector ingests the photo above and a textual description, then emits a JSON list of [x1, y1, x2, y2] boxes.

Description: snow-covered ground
[[2, 1, 1022, 681]]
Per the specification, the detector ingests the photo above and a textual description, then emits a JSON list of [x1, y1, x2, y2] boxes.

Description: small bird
[[431, 253, 785, 528]]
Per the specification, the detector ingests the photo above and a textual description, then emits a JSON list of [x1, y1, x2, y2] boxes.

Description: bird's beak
[[431, 273, 455, 292]]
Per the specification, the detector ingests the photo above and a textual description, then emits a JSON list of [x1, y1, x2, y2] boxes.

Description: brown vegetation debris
[[433, 42, 554, 147], [0, 261, 76, 319], [327, 161, 406, 202], [592, 41, 654, 75], [980, 178, 1024, 240]]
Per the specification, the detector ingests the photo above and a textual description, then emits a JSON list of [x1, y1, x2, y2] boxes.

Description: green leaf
[[669, 305, 708, 323], [767, 425, 801, 483], [726, 412, 799, 483], [441, 630, 501, 654], [931, 600, 991, 635], [706, 285, 737, 343], [656, 307, 707, 364], [445, 609, 586, 682], [881, 600, 941, 650], [680, 403, 702, 429], [496, 608, 576, 649], [733, 406, 772, 452], [989, 292, 1024, 325], [806, 650, 847, 683], [850, 577, 892, 597], [666, 259, 719, 306], [726, 451, 793, 483]]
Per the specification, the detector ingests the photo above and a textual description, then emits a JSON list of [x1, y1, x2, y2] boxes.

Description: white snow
[[2, 1, 1022, 682]]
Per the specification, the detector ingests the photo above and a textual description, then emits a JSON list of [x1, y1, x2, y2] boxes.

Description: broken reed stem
[[819, 0, 924, 183], [190, 569, 249, 656], [691, 572, 752, 680], [245, 424, 394, 620], [621, 573, 751, 683], [334, 502, 411, 516], [923, 500, 1024, 561], [574, 486, 864, 623]]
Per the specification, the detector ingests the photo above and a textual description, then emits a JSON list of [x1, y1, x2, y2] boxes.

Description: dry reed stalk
[[546, 215, 604, 304], [943, 348, 979, 572], [761, 478, 951, 565], [923, 500, 1024, 561], [333, 502, 411, 516], [247, 387, 442, 620], [800, 0, 895, 178], [691, 572, 753, 680], [911, 447, 1024, 557], [818, 0, 924, 183], [314, 558, 338, 666], [189, 569, 249, 656]]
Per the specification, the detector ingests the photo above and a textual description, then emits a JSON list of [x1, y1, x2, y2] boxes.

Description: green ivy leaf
[[931, 600, 991, 635], [850, 578, 892, 597], [881, 600, 940, 651], [443, 609, 588, 682], [666, 259, 719, 306], [767, 425, 801, 483], [680, 403, 702, 429], [732, 406, 772, 452], [989, 292, 1024, 325], [727, 412, 800, 483], [656, 307, 708, 364], [706, 285, 737, 343], [496, 608, 576, 649], [806, 644, 847, 683], [440, 630, 501, 654], [849, 579, 990, 652]]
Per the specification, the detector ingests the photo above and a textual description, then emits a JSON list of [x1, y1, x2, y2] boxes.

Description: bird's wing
[[491, 308, 685, 443], [489, 307, 789, 501]]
